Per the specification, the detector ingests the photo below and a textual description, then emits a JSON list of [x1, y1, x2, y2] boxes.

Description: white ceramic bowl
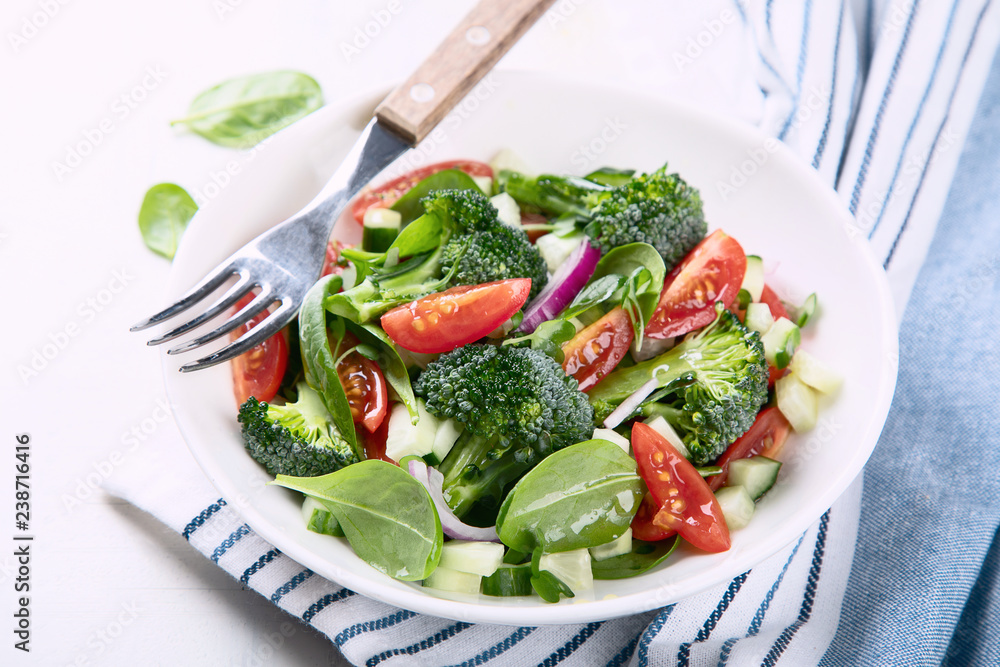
[[161, 71, 897, 625]]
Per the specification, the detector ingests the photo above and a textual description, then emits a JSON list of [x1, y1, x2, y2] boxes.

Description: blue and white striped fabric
[[107, 1, 1000, 664]]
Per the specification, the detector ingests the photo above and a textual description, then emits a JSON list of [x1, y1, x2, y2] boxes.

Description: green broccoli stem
[[500, 171, 598, 218], [437, 431, 526, 519]]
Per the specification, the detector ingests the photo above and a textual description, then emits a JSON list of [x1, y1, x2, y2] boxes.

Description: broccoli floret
[[238, 382, 359, 477], [499, 165, 707, 268], [587, 305, 768, 465], [330, 189, 548, 322], [413, 344, 594, 520]]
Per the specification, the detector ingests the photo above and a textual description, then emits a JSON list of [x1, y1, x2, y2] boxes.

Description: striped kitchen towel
[[106, 1, 1000, 665]]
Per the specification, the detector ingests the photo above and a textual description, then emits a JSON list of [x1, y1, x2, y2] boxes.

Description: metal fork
[[132, 0, 554, 372]]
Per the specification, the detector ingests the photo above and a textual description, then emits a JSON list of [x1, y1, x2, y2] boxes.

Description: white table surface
[[1, 1, 760, 664]]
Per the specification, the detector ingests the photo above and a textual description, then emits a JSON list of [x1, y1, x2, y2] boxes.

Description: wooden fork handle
[[375, 0, 556, 145]]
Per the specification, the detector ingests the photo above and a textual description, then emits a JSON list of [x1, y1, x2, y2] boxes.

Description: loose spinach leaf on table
[[137, 183, 198, 260], [273, 460, 442, 581], [496, 439, 644, 554], [172, 71, 323, 148]]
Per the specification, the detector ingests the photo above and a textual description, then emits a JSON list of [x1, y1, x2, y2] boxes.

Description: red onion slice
[[406, 459, 500, 543], [519, 238, 601, 333]]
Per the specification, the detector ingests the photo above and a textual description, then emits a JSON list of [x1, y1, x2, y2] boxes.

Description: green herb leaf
[[137, 183, 198, 260], [299, 275, 361, 460], [591, 536, 680, 580], [496, 439, 644, 553], [273, 460, 442, 581], [172, 71, 323, 148], [502, 319, 577, 363], [562, 275, 624, 320]]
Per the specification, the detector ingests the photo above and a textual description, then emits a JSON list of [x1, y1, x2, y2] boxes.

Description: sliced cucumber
[[361, 207, 402, 253], [490, 192, 522, 229], [539, 549, 593, 595], [422, 566, 481, 595], [728, 456, 781, 500], [745, 302, 775, 334], [592, 428, 630, 454], [535, 231, 586, 274], [741, 255, 764, 302], [481, 564, 533, 597], [438, 540, 504, 577], [792, 293, 818, 328], [424, 418, 463, 466], [715, 486, 755, 530], [789, 350, 842, 394], [301, 496, 344, 537], [472, 175, 494, 195], [384, 400, 437, 462], [589, 529, 633, 561], [775, 373, 819, 432], [489, 148, 534, 177], [643, 416, 690, 459], [761, 317, 801, 369]]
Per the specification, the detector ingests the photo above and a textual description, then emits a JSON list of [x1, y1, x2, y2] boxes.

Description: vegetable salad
[[232, 154, 841, 602]]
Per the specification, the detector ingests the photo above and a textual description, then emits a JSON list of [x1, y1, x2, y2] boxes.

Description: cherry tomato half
[[630, 421, 731, 553], [631, 491, 676, 542], [646, 230, 747, 339], [231, 294, 289, 406], [708, 407, 791, 491], [561, 306, 634, 392], [380, 278, 532, 354], [361, 410, 393, 462], [351, 160, 493, 225], [333, 332, 388, 433]]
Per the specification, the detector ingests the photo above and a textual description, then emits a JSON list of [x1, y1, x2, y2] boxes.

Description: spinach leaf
[[172, 71, 323, 148], [529, 549, 574, 603], [591, 536, 680, 580], [298, 275, 361, 460], [587, 243, 667, 345], [347, 321, 419, 422], [388, 212, 443, 256], [561, 275, 624, 320], [273, 460, 442, 581], [496, 439, 644, 554], [502, 319, 577, 363], [390, 169, 484, 226], [137, 183, 198, 260]]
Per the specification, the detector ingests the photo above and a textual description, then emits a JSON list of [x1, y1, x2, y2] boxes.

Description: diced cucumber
[[481, 564, 533, 597], [776, 373, 819, 432], [741, 255, 765, 302], [761, 317, 801, 369], [490, 192, 522, 229], [745, 302, 775, 334], [644, 416, 690, 459], [438, 540, 504, 577], [789, 350, 842, 394], [424, 417, 463, 466], [422, 566, 481, 595], [385, 400, 437, 462], [592, 428, 630, 454], [589, 529, 633, 561], [535, 231, 586, 274], [489, 148, 535, 177], [715, 486, 755, 530], [539, 549, 593, 595], [728, 456, 782, 500], [472, 175, 494, 195], [301, 496, 344, 537], [361, 207, 401, 253], [792, 293, 818, 327]]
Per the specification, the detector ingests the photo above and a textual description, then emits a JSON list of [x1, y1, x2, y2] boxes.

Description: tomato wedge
[[320, 240, 348, 278], [361, 413, 393, 462], [231, 294, 289, 405], [561, 306, 634, 392], [631, 491, 676, 542], [630, 421, 731, 552], [646, 230, 747, 339], [334, 332, 388, 433], [707, 407, 791, 491], [381, 278, 532, 354], [351, 160, 493, 225], [759, 283, 790, 321]]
